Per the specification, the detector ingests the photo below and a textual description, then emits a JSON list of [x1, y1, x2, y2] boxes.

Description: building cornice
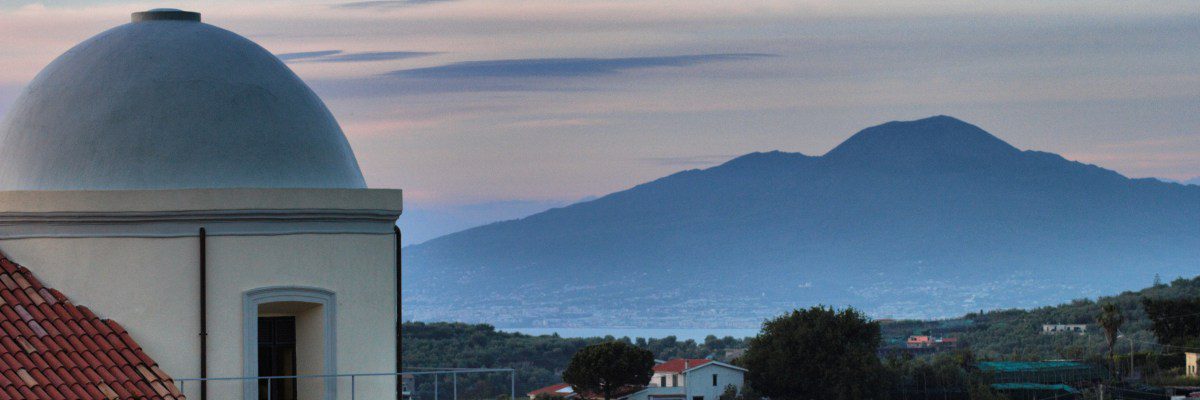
[[0, 188, 402, 238]]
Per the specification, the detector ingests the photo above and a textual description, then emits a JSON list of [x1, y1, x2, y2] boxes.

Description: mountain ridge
[[402, 116, 1200, 327]]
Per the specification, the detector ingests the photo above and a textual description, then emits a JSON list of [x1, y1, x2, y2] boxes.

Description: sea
[[496, 327, 760, 342]]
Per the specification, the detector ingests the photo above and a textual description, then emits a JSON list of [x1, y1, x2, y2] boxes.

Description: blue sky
[[0, 0, 1197, 243]]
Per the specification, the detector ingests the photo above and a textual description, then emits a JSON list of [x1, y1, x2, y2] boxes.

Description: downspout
[[199, 227, 208, 400], [394, 225, 402, 400]]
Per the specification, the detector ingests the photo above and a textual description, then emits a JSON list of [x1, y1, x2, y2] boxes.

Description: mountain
[[1186, 177, 1200, 186], [401, 116, 1200, 327]]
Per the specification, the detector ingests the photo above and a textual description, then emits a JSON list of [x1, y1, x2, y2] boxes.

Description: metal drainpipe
[[394, 225, 402, 400], [199, 227, 208, 400]]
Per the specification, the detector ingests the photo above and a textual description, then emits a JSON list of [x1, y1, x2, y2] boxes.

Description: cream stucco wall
[[0, 232, 398, 399], [0, 188, 401, 400]]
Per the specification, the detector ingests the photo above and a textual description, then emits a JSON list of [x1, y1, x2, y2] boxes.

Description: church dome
[[0, 9, 367, 190]]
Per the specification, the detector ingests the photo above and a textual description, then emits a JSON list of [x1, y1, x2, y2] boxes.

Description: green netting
[[976, 361, 1108, 384], [978, 361, 1086, 372], [991, 383, 1080, 394]]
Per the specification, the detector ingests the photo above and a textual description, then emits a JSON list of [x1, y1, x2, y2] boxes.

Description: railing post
[[511, 370, 516, 400], [267, 378, 272, 400], [453, 372, 458, 400], [352, 375, 356, 400]]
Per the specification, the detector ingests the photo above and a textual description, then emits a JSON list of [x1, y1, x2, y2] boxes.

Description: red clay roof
[[653, 359, 711, 373], [0, 253, 183, 399], [529, 383, 573, 397]]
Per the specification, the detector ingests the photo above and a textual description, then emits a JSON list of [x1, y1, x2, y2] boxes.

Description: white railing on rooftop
[[174, 368, 516, 400]]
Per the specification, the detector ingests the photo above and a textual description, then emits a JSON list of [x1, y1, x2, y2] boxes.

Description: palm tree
[[1097, 303, 1125, 379]]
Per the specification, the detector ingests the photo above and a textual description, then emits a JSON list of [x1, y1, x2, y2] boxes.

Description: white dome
[[0, 10, 367, 190]]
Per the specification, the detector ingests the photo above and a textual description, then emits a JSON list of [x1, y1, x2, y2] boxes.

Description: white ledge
[[0, 188, 402, 238]]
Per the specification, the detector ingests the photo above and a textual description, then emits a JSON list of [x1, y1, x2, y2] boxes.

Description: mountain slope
[[402, 116, 1200, 326]]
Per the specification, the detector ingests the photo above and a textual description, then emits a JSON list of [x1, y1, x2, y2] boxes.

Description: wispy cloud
[[305, 52, 775, 96], [276, 50, 343, 62], [321, 51, 438, 62], [277, 50, 436, 63], [387, 54, 776, 79], [333, 0, 456, 10]]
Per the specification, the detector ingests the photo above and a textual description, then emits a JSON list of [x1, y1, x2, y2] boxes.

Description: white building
[[1041, 324, 1088, 335], [629, 359, 747, 400], [0, 9, 401, 400], [1187, 352, 1198, 377], [528, 359, 747, 400]]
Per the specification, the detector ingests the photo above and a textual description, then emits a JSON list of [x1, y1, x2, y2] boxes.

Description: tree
[[562, 341, 654, 400], [741, 306, 888, 400], [967, 383, 1007, 400], [1097, 302, 1124, 378], [718, 384, 739, 400], [1142, 297, 1200, 348]]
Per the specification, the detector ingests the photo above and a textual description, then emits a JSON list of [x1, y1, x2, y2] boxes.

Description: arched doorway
[[244, 287, 337, 400]]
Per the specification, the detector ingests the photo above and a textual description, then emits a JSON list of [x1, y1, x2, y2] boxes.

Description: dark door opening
[[259, 316, 297, 400]]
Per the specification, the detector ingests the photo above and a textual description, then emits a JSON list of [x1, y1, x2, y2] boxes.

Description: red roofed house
[[528, 359, 748, 400], [906, 335, 959, 350], [906, 335, 933, 348], [0, 7, 403, 400], [629, 359, 746, 400], [529, 383, 577, 399]]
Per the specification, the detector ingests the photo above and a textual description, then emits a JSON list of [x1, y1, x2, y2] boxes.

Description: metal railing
[[174, 368, 515, 400]]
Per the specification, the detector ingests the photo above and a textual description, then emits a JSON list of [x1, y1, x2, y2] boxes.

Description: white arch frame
[[243, 286, 337, 400]]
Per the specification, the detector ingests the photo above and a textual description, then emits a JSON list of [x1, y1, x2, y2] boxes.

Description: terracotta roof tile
[[0, 252, 183, 399], [0, 292, 17, 307], [23, 289, 43, 306], [37, 289, 57, 306], [11, 274, 29, 290], [0, 276, 15, 291], [652, 358, 713, 373], [81, 383, 105, 398], [97, 382, 119, 399], [94, 365, 117, 382], [10, 289, 30, 305]]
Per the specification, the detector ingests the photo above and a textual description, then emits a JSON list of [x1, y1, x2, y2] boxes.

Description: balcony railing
[[174, 368, 516, 400]]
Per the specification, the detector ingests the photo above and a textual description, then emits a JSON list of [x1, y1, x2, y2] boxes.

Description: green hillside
[[886, 275, 1200, 360], [401, 322, 746, 395], [402, 275, 1200, 396]]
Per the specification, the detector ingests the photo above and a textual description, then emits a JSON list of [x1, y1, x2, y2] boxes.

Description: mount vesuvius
[[401, 116, 1200, 327]]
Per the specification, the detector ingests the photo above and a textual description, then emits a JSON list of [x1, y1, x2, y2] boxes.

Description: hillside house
[[906, 335, 959, 349], [1042, 324, 1088, 334], [529, 359, 747, 400], [1187, 352, 1198, 377], [907, 335, 932, 347], [630, 359, 746, 400], [529, 383, 576, 399]]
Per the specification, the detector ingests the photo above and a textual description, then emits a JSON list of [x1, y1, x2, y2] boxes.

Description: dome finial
[[132, 9, 200, 23]]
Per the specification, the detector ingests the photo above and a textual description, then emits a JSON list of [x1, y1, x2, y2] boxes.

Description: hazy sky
[[0, 0, 1197, 242]]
